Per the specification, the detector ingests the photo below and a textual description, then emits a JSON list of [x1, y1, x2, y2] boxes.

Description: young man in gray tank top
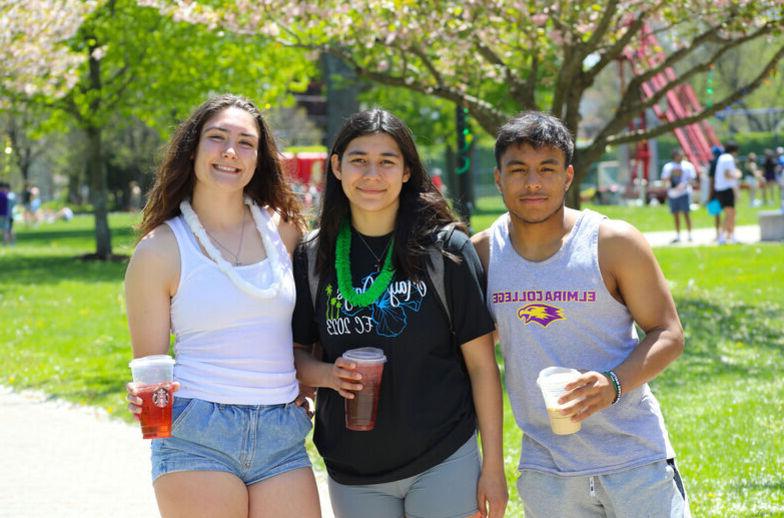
[[472, 112, 691, 517]]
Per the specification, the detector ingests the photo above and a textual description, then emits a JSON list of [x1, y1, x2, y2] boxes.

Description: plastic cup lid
[[129, 354, 175, 369], [342, 347, 387, 363], [537, 366, 579, 388]]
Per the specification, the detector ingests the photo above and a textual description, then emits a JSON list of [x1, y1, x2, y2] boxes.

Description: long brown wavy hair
[[137, 94, 304, 239]]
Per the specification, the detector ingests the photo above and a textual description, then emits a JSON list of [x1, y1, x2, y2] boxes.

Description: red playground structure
[[620, 22, 721, 191]]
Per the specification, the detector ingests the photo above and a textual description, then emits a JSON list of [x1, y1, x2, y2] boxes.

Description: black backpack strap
[[303, 229, 320, 312], [427, 223, 460, 335]]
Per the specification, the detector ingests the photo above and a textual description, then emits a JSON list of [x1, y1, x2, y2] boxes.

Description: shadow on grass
[[15, 226, 135, 244], [655, 295, 784, 387], [732, 480, 784, 491], [56, 375, 126, 403], [0, 254, 127, 288]]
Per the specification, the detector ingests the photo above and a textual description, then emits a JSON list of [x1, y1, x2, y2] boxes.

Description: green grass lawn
[[1, 212, 782, 516], [471, 190, 780, 233]]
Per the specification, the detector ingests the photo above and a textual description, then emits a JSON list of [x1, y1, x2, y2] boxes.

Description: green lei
[[335, 219, 395, 308]]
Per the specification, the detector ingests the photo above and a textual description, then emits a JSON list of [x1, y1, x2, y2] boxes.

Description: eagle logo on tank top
[[517, 303, 565, 327]]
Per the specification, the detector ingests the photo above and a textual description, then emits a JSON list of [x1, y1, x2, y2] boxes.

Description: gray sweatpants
[[518, 459, 691, 518]]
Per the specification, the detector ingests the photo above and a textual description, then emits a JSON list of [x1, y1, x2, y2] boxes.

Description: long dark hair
[[138, 93, 304, 239], [315, 108, 464, 280]]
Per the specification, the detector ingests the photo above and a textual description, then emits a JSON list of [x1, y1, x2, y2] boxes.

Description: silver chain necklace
[[355, 231, 392, 271], [202, 210, 247, 266]]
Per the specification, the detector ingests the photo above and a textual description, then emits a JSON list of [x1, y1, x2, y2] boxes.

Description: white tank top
[[165, 212, 298, 405]]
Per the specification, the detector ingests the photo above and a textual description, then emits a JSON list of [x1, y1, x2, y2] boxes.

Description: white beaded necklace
[[179, 197, 284, 299]]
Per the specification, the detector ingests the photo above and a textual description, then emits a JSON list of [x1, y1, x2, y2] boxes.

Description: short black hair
[[724, 141, 739, 154], [495, 111, 574, 167]]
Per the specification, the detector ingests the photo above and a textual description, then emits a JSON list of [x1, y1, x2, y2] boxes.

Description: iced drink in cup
[[343, 347, 387, 431], [129, 355, 176, 439], [536, 366, 582, 435]]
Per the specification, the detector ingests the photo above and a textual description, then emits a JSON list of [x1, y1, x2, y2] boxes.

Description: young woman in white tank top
[[124, 95, 321, 518]]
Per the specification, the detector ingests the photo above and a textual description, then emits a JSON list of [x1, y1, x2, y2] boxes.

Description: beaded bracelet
[[603, 370, 622, 405]]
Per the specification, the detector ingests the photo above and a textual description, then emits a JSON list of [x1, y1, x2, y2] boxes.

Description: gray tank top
[[487, 210, 674, 476]]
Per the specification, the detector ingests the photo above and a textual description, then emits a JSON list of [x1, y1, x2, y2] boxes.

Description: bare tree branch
[[581, 0, 621, 50], [473, 37, 532, 107]]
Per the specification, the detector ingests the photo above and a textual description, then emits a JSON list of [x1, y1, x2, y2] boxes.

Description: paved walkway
[[0, 386, 333, 518], [0, 224, 770, 517], [642, 224, 760, 248]]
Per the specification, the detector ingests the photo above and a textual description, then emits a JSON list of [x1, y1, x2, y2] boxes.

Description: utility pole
[[454, 105, 474, 228]]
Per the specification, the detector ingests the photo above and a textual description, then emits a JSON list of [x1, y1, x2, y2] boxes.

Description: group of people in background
[[660, 143, 784, 245], [0, 183, 75, 235], [125, 94, 691, 518]]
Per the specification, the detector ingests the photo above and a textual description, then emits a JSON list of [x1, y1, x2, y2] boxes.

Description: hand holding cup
[[329, 356, 365, 399]]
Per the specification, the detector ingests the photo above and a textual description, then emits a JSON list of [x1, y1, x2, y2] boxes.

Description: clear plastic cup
[[342, 347, 387, 431], [129, 355, 176, 439], [536, 366, 582, 435]]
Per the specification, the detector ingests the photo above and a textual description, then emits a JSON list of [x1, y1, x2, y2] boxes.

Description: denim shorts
[[668, 193, 690, 213], [151, 397, 312, 485]]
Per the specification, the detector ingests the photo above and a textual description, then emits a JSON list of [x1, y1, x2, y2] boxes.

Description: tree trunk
[[569, 146, 604, 210], [322, 54, 363, 147], [87, 125, 112, 259]]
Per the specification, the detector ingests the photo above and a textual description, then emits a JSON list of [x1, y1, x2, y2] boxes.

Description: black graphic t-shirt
[[292, 227, 495, 485]]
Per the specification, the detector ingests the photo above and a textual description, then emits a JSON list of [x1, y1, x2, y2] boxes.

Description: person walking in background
[[23, 184, 42, 225], [743, 152, 763, 207], [0, 183, 8, 245], [473, 111, 690, 517], [707, 146, 723, 240], [124, 94, 321, 518], [292, 109, 507, 518], [660, 149, 696, 243], [761, 149, 778, 206], [5, 183, 16, 245], [714, 142, 742, 244]]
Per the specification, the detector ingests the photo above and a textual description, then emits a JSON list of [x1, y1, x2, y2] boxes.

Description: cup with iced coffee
[[536, 366, 582, 435]]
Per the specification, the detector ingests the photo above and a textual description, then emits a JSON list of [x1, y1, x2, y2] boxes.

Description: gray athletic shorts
[[518, 459, 691, 518], [328, 434, 481, 518]]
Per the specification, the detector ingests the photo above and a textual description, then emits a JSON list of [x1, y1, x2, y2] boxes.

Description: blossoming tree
[[142, 0, 784, 206], [3, 0, 312, 259], [0, 0, 96, 103]]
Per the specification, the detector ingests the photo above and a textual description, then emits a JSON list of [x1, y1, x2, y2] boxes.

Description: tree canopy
[[3, 0, 314, 258], [143, 0, 784, 204]]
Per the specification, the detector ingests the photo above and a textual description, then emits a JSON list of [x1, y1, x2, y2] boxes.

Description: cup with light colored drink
[[536, 366, 582, 435], [129, 355, 176, 439]]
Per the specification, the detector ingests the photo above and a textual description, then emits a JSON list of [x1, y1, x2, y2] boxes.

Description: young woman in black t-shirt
[[292, 109, 508, 518]]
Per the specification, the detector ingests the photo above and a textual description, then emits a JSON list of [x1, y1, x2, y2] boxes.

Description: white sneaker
[[718, 235, 726, 245]]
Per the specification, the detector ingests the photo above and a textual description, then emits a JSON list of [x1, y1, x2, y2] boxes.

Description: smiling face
[[193, 107, 260, 196], [331, 132, 411, 224], [494, 143, 574, 225]]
